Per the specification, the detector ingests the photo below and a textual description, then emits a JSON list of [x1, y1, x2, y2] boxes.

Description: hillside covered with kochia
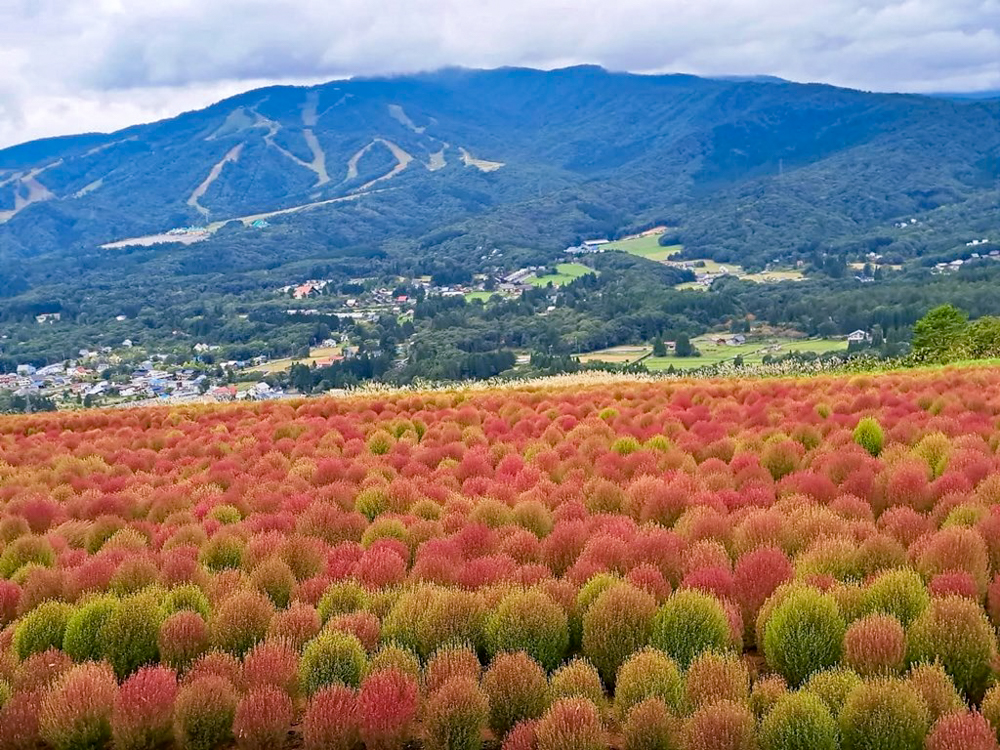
[[4, 369, 1000, 748]]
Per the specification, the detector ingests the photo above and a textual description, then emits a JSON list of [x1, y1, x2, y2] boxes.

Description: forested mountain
[[0, 66, 997, 369], [2, 66, 997, 269]]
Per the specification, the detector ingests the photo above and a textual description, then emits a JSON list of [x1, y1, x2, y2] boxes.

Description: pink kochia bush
[[302, 685, 360, 750], [232, 686, 294, 750], [112, 666, 179, 750], [925, 711, 1000, 750], [357, 668, 420, 750]]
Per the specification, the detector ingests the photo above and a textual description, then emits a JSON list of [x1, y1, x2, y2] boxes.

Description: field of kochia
[[4, 369, 1000, 749]]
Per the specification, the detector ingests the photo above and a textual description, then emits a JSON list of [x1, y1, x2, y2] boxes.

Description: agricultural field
[[3, 368, 1000, 749], [645, 336, 847, 370], [249, 346, 342, 374], [527, 262, 595, 287], [603, 233, 683, 263]]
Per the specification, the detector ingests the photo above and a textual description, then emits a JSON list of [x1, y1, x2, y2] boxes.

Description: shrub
[[267, 602, 321, 650], [112, 666, 178, 750], [368, 643, 422, 679], [233, 686, 293, 750], [100, 594, 163, 678], [0, 535, 55, 578], [163, 584, 211, 620], [12, 648, 72, 692], [916, 527, 990, 595], [63, 596, 118, 662], [0, 580, 20, 628], [803, 667, 862, 717], [302, 684, 359, 750], [684, 650, 750, 713], [198, 532, 244, 572], [982, 685, 1000, 742], [299, 631, 368, 695], [907, 594, 997, 699], [39, 662, 118, 750], [650, 590, 734, 669], [550, 658, 607, 711], [733, 546, 793, 644], [327, 611, 380, 651], [485, 589, 569, 671], [622, 698, 677, 750], [357, 668, 420, 750], [422, 676, 490, 750], [424, 644, 482, 695], [763, 587, 844, 686], [861, 568, 929, 628], [13, 600, 72, 659], [683, 700, 756, 750], [581, 583, 656, 686], [172, 676, 239, 750], [839, 678, 929, 750], [535, 698, 605, 750], [0, 688, 44, 750], [243, 640, 299, 696], [759, 691, 838, 750], [853, 417, 884, 457], [907, 662, 964, 723], [925, 711, 999, 750], [501, 720, 539, 750], [748, 675, 787, 720], [843, 614, 905, 676], [210, 591, 273, 658], [614, 648, 684, 721], [482, 651, 550, 739], [317, 581, 368, 623], [158, 611, 209, 672]]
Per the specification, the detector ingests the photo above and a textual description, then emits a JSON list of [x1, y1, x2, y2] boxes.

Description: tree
[[652, 337, 667, 357], [675, 334, 694, 358], [911, 304, 968, 363]]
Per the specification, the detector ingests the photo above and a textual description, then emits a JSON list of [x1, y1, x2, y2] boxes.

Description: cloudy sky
[[1, 0, 998, 149]]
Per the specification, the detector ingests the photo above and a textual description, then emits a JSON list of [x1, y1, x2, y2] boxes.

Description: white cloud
[[0, 0, 997, 148]]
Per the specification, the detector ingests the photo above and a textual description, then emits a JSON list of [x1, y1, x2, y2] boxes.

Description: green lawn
[[464, 291, 498, 302], [644, 337, 847, 371], [528, 262, 595, 287], [603, 233, 683, 263]]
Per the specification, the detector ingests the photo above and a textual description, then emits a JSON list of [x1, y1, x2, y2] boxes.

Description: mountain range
[[0, 65, 998, 300]]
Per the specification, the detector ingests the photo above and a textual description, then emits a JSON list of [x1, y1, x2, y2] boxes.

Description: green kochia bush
[[763, 587, 845, 686], [614, 648, 684, 722], [861, 568, 928, 628], [100, 594, 163, 679], [650, 590, 734, 669], [481, 651, 550, 740], [804, 667, 862, 717], [839, 678, 929, 750], [13, 600, 72, 659], [582, 583, 656, 685], [485, 588, 569, 672], [759, 691, 838, 750], [299, 631, 368, 696], [906, 594, 997, 700], [172, 676, 238, 750], [853, 417, 884, 457], [63, 596, 119, 662]]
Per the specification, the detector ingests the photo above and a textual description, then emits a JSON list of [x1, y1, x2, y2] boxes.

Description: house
[[35, 313, 60, 324], [847, 330, 869, 343]]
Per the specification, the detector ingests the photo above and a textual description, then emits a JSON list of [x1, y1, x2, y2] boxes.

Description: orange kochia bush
[[1, 369, 1000, 748]]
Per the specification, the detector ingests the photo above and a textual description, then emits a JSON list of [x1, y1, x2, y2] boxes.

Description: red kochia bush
[[357, 668, 420, 750], [159, 611, 210, 672], [233, 686, 293, 750], [113, 666, 179, 750], [302, 685, 359, 750], [242, 640, 300, 697], [925, 711, 999, 750], [843, 614, 906, 676], [0, 689, 44, 750], [535, 698, 605, 750], [733, 546, 793, 643]]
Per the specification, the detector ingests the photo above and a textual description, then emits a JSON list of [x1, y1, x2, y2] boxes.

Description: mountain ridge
[[0, 65, 997, 281]]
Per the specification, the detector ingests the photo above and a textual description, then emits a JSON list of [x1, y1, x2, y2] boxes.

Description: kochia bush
[[485, 588, 569, 671], [651, 589, 734, 669], [839, 678, 929, 750], [421, 676, 490, 750], [763, 587, 844, 686], [482, 651, 550, 739], [534, 698, 605, 750], [614, 648, 684, 721], [759, 691, 838, 750], [112, 666, 178, 750], [582, 582, 656, 685], [39, 662, 118, 750], [299, 631, 368, 696], [172, 676, 238, 750]]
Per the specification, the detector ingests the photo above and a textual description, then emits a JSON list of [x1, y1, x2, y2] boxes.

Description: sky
[[1, 0, 998, 149]]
